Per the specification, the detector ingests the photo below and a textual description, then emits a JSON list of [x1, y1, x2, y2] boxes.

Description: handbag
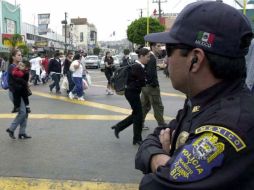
[[83, 79, 89, 90], [61, 76, 69, 90], [86, 73, 92, 86]]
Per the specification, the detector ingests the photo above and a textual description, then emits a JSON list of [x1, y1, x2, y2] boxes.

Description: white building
[[64, 17, 97, 52]]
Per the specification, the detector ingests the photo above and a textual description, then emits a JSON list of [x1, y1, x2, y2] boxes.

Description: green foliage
[[18, 44, 29, 56], [3, 33, 29, 56], [93, 47, 100, 55], [127, 17, 165, 45], [123, 49, 130, 55]]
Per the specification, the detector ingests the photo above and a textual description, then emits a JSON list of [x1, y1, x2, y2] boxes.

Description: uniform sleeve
[[135, 106, 186, 174], [139, 126, 252, 190], [135, 130, 167, 174]]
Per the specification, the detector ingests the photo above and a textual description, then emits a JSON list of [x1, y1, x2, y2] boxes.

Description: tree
[[93, 47, 101, 55], [123, 49, 130, 55], [127, 17, 165, 46]]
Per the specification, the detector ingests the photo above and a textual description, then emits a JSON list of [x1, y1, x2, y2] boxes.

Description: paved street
[[0, 69, 185, 189]]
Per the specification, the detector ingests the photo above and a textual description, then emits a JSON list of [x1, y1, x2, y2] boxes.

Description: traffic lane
[[0, 119, 148, 183], [0, 90, 152, 184]]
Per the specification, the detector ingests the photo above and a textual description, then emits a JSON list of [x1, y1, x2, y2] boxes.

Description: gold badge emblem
[[176, 131, 190, 149]]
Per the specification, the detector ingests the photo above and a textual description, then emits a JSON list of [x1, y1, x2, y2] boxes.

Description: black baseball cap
[[144, 1, 253, 58]]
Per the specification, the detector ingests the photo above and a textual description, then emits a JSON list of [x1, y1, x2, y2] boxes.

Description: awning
[[0, 44, 10, 53]]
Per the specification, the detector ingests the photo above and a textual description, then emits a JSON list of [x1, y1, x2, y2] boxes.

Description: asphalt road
[[0, 69, 185, 189]]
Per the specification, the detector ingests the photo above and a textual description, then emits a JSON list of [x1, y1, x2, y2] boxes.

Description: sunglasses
[[166, 44, 193, 57]]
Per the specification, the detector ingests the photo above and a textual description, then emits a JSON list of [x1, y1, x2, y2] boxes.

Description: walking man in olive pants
[[141, 43, 166, 128]]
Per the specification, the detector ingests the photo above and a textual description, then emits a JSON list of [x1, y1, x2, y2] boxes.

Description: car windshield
[[86, 57, 97, 60], [112, 56, 118, 60]]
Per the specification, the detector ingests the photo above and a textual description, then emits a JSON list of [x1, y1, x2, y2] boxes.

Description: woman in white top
[[69, 54, 85, 101]]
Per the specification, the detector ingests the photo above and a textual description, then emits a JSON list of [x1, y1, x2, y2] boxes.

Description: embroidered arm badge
[[169, 132, 225, 182], [195, 125, 246, 152]]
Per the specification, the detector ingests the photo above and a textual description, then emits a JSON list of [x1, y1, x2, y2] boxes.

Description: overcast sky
[[9, 0, 241, 41]]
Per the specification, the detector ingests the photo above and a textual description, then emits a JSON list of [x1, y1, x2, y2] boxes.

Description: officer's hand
[[159, 128, 171, 154], [150, 154, 170, 173]]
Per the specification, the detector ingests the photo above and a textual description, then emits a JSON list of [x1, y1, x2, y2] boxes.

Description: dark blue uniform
[[135, 79, 254, 190]]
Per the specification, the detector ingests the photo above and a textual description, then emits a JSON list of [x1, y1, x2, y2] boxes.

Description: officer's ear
[[188, 48, 205, 73], [189, 56, 198, 71]]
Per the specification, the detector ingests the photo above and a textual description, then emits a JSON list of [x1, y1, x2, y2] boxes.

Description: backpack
[[1, 71, 9, 90], [111, 64, 132, 95]]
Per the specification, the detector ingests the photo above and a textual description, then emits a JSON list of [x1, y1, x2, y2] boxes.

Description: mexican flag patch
[[195, 31, 215, 48]]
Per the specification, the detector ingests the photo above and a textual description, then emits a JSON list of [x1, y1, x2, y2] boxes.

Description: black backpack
[[111, 63, 133, 95]]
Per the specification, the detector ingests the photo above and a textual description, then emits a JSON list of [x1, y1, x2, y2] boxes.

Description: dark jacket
[[126, 62, 146, 91], [145, 53, 159, 87], [48, 58, 61, 73], [135, 79, 254, 190], [63, 58, 72, 75], [121, 56, 131, 67], [104, 56, 114, 72], [8, 64, 29, 93]]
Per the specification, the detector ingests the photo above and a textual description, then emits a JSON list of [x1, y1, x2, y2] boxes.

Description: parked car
[[100, 56, 120, 72], [129, 52, 138, 64], [157, 58, 167, 70], [85, 55, 100, 69]]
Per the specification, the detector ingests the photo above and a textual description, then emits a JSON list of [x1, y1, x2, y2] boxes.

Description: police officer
[[135, 1, 254, 190]]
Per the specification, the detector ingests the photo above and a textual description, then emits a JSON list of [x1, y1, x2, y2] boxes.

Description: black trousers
[[49, 73, 61, 92], [105, 69, 113, 85], [66, 71, 75, 93], [30, 70, 40, 85], [115, 89, 143, 141], [13, 88, 29, 108]]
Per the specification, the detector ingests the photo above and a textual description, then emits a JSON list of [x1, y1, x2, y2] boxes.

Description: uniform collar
[[189, 79, 245, 113]]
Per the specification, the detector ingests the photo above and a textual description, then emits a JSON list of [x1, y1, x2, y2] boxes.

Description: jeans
[[9, 91, 28, 134], [72, 77, 84, 97]]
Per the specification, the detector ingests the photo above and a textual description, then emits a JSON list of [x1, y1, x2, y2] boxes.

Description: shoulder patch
[[169, 132, 224, 182], [195, 125, 246, 152]]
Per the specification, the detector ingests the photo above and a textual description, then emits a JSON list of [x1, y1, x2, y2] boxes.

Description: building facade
[[64, 17, 97, 52]]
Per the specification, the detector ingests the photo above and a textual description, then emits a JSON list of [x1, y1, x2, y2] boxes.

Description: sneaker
[[56, 91, 61, 94], [109, 90, 114, 95], [142, 125, 149, 130], [69, 92, 74, 99], [78, 97, 85, 101]]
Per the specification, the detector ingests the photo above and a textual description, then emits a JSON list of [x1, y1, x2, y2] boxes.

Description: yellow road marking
[[90, 76, 107, 79], [0, 177, 138, 190], [91, 84, 106, 88], [89, 84, 185, 98], [0, 90, 174, 120], [160, 92, 186, 98], [32, 91, 172, 120], [0, 114, 172, 120]]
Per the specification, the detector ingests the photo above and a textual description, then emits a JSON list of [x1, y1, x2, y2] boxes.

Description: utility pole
[[137, 8, 145, 18], [61, 12, 68, 53], [152, 0, 167, 21]]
